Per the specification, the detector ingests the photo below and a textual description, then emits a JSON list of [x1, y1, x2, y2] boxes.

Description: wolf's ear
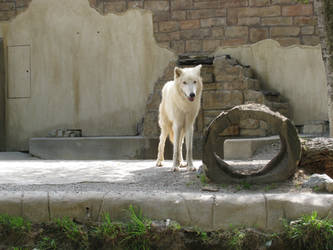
[[193, 64, 202, 75], [174, 67, 183, 78]]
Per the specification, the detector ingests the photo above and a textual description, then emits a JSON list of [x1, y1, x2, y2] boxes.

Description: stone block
[[302, 121, 328, 134], [214, 194, 266, 230], [185, 40, 202, 52], [187, 9, 217, 19], [261, 17, 293, 26], [143, 111, 160, 136], [225, 26, 248, 39], [282, 4, 313, 16], [22, 191, 49, 222], [271, 26, 300, 37], [49, 191, 105, 222], [159, 21, 179, 32], [104, 1, 127, 12], [250, 27, 268, 43], [265, 193, 333, 231], [238, 17, 260, 25], [0, 191, 22, 217], [170, 10, 186, 20], [244, 90, 265, 103], [102, 192, 214, 230], [200, 17, 226, 27], [203, 90, 243, 110], [179, 19, 200, 30], [301, 25, 315, 35], [145, 1, 169, 11], [171, 0, 192, 10]]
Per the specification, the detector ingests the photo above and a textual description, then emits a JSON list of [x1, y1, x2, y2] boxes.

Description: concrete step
[[29, 136, 202, 160]]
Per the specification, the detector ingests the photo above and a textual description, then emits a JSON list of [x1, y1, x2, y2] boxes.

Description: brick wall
[[0, 0, 320, 54]]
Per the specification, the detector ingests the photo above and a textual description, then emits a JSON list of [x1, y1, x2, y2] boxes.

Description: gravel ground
[[0, 151, 312, 194]]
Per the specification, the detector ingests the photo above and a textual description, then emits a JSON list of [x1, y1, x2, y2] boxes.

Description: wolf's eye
[[193, 81, 197, 84], [183, 81, 187, 85]]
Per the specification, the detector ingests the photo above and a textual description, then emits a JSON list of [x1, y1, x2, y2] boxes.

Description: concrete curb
[[0, 191, 332, 232]]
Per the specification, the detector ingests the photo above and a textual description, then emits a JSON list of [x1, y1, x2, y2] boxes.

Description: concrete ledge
[[1, 191, 332, 232], [224, 136, 279, 159], [29, 136, 202, 160]]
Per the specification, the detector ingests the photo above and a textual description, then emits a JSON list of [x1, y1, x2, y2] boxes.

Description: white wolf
[[156, 65, 203, 171]]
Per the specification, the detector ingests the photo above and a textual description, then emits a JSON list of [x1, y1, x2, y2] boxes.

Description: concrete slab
[[224, 135, 279, 160], [0, 152, 332, 232], [29, 136, 202, 160]]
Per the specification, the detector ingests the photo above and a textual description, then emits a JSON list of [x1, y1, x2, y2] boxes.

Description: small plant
[[36, 236, 57, 250], [122, 205, 151, 250], [169, 221, 181, 231], [94, 213, 121, 240], [264, 183, 277, 192], [283, 211, 333, 249], [54, 217, 89, 248], [199, 173, 208, 186], [0, 214, 31, 232], [228, 229, 246, 250]]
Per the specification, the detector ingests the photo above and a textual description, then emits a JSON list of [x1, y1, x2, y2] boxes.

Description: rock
[[303, 174, 333, 192]]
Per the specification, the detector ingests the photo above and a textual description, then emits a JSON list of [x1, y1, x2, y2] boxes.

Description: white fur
[[156, 65, 203, 171]]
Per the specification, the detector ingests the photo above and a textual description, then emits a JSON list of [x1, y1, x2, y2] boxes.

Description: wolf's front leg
[[185, 126, 195, 171], [172, 124, 181, 172]]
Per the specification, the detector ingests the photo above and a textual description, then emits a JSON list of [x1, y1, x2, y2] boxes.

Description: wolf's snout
[[190, 93, 195, 98]]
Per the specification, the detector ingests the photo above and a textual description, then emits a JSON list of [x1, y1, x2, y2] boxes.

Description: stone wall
[[143, 55, 289, 138], [0, 0, 320, 54]]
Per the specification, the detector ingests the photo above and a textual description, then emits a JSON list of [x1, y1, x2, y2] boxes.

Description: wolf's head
[[174, 64, 203, 103]]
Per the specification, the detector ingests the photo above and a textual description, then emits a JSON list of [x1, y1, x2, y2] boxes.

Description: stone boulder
[[202, 104, 301, 184], [303, 174, 333, 192]]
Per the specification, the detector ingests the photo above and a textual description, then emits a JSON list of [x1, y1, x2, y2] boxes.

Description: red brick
[[301, 26, 315, 35], [200, 17, 226, 27], [227, 6, 281, 25], [220, 0, 248, 8], [238, 17, 260, 25], [0, 10, 15, 21], [271, 26, 300, 37], [261, 16, 292, 25], [171, 40, 185, 53], [187, 9, 217, 19], [186, 40, 202, 52], [272, 0, 297, 4], [180, 28, 211, 39], [193, 1, 219, 9], [153, 11, 170, 22], [0, 2, 15, 11], [171, 0, 192, 10], [104, 2, 127, 12], [302, 35, 320, 45], [225, 26, 248, 38], [212, 27, 224, 38], [179, 19, 200, 30], [170, 10, 186, 20], [128, 1, 143, 8], [294, 16, 317, 25], [275, 37, 300, 46], [144, 1, 169, 11], [250, 28, 268, 42], [222, 38, 249, 46], [282, 4, 313, 16], [249, 0, 270, 7], [203, 40, 221, 52], [159, 21, 179, 32], [16, 0, 31, 8]]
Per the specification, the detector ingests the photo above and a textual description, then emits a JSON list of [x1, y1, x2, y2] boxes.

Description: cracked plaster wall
[[0, 0, 175, 150]]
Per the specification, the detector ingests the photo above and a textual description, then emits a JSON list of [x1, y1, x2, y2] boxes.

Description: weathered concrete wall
[[215, 39, 328, 125], [1, 0, 175, 150], [0, 39, 4, 151]]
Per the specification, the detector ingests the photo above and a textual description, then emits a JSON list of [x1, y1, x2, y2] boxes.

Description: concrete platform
[[29, 136, 202, 160], [0, 152, 332, 232], [224, 135, 279, 160]]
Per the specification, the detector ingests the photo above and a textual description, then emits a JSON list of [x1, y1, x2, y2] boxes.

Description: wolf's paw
[[187, 166, 196, 172], [156, 160, 163, 167], [171, 166, 179, 172]]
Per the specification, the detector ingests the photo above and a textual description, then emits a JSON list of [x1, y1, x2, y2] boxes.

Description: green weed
[[283, 211, 333, 250]]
